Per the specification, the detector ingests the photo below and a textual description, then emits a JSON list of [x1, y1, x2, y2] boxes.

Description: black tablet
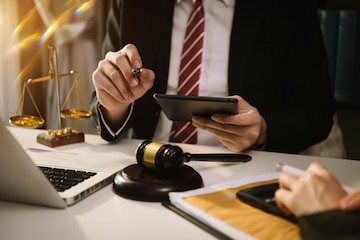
[[236, 183, 297, 223], [153, 93, 238, 122]]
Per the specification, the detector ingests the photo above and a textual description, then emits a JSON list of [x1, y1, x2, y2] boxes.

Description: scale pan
[[9, 115, 45, 128], [60, 108, 92, 119]]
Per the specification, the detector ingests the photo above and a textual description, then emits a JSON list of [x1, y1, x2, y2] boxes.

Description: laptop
[[0, 120, 133, 208]]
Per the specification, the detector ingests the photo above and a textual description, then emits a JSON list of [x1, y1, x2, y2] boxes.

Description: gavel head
[[135, 140, 187, 173]]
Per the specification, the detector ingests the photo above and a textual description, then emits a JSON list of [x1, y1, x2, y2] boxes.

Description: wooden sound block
[[36, 128, 84, 147], [113, 164, 204, 202]]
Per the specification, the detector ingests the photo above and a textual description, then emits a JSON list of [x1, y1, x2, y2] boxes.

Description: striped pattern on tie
[[169, 0, 204, 144]]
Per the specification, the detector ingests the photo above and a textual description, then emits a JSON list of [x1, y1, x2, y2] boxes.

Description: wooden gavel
[[135, 140, 252, 173]]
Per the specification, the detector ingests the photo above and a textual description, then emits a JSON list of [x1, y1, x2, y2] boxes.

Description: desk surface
[[1, 127, 360, 240]]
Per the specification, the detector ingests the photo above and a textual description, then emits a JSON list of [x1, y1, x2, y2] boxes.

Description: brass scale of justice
[[9, 46, 91, 147]]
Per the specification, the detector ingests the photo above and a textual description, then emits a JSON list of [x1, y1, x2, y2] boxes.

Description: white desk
[[1, 127, 360, 240]]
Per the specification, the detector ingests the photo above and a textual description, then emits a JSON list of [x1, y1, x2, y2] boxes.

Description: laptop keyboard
[[39, 166, 97, 192]]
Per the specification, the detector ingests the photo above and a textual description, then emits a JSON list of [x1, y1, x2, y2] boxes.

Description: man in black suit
[[91, 0, 336, 154]]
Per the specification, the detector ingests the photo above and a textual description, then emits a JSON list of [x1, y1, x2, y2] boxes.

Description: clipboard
[[162, 201, 232, 240], [163, 174, 300, 240]]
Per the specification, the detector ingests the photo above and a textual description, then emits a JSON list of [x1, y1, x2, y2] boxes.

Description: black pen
[[132, 68, 141, 77]]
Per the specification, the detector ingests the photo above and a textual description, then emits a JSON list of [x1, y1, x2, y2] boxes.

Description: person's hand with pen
[[275, 162, 360, 217], [92, 44, 156, 129]]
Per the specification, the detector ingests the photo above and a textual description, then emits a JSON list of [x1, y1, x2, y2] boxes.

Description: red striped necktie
[[169, 0, 205, 144]]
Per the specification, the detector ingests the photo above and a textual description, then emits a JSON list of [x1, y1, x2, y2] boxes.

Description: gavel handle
[[184, 153, 252, 163]]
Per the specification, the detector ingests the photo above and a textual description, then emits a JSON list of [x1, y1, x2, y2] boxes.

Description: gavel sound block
[[113, 140, 251, 202]]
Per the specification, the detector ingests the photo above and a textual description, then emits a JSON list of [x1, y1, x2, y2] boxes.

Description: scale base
[[113, 164, 204, 202], [36, 128, 84, 147]]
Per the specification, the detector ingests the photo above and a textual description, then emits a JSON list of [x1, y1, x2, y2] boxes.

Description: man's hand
[[192, 95, 266, 152], [275, 162, 347, 217], [92, 44, 155, 127]]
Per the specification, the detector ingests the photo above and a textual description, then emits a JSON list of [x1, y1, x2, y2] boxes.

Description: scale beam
[[9, 46, 91, 147]]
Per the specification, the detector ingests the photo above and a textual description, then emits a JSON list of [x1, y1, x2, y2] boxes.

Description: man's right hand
[[92, 44, 155, 127]]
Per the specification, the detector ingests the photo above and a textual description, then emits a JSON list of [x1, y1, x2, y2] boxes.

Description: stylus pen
[[276, 163, 307, 178], [132, 68, 141, 77], [276, 163, 353, 193]]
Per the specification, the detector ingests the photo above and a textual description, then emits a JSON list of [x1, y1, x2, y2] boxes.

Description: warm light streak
[[0, 3, 3, 26], [10, 8, 39, 40], [7, 0, 96, 83], [74, 1, 94, 17]]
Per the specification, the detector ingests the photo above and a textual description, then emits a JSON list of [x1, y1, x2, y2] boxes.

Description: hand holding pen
[[275, 162, 349, 217], [92, 44, 155, 125]]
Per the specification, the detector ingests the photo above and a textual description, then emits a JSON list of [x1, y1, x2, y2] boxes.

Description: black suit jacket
[[94, 0, 336, 154], [299, 209, 360, 239]]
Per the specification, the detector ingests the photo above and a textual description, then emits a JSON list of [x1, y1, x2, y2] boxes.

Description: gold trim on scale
[[9, 46, 91, 147]]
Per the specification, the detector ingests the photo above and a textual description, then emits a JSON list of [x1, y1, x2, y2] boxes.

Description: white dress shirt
[[154, 0, 235, 146]]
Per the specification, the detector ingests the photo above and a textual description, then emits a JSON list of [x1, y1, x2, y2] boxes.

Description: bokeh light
[[6, 0, 96, 83]]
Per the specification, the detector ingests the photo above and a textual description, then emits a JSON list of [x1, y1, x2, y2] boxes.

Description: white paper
[[169, 172, 280, 240]]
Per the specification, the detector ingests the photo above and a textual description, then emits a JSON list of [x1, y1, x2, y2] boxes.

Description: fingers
[[274, 189, 294, 215], [93, 44, 155, 110], [211, 96, 257, 125], [93, 59, 131, 101], [226, 95, 252, 114], [131, 68, 156, 96], [276, 173, 301, 215], [192, 108, 261, 137], [121, 44, 143, 69], [307, 162, 343, 191], [278, 172, 299, 190], [191, 117, 247, 152], [105, 44, 142, 87], [306, 162, 328, 176], [211, 96, 263, 134], [340, 188, 360, 211], [191, 95, 264, 152], [275, 163, 348, 217], [306, 163, 360, 212]]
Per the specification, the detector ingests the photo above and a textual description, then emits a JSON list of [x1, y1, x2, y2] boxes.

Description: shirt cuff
[[97, 103, 134, 137]]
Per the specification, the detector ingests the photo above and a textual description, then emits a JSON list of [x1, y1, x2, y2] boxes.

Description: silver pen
[[276, 163, 353, 193], [276, 163, 307, 178]]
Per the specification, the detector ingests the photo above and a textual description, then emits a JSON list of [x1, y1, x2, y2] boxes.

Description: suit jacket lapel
[[150, 0, 175, 93]]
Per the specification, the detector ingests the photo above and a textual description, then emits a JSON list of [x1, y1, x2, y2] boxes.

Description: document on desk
[[165, 173, 301, 240]]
